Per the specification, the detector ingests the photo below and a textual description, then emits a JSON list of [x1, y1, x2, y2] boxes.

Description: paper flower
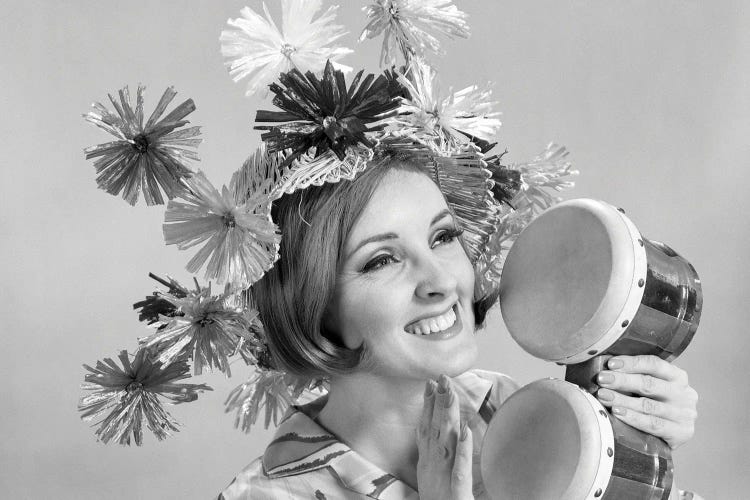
[[230, 144, 287, 205], [139, 286, 259, 377], [391, 60, 501, 153], [83, 85, 201, 206], [225, 370, 323, 431], [133, 273, 191, 326], [163, 169, 281, 288], [272, 145, 374, 196], [429, 147, 501, 263], [255, 61, 403, 164], [360, 0, 470, 66], [510, 143, 578, 215], [78, 348, 211, 445], [474, 143, 577, 296], [369, 138, 500, 264], [220, 0, 352, 96], [485, 150, 522, 205]]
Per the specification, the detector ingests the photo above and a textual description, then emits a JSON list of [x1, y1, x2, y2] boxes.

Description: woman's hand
[[596, 355, 698, 449], [416, 374, 474, 500]]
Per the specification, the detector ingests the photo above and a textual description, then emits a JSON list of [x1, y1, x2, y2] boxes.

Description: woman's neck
[[315, 372, 427, 489]]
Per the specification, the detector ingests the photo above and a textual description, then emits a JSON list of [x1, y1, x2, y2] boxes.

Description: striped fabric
[[218, 370, 701, 499], [219, 369, 517, 499]]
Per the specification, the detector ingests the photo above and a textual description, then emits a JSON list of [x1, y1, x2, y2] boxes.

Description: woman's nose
[[413, 254, 458, 299]]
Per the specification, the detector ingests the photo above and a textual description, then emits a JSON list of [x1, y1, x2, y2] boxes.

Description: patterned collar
[[261, 371, 494, 499]]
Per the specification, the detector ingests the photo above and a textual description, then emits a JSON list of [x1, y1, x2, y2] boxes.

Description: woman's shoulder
[[218, 455, 337, 500], [457, 368, 520, 405], [217, 457, 272, 500]]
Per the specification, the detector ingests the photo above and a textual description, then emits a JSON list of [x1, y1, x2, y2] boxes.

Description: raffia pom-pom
[[78, 348, 211, 445], [83, 85, 201, 206]]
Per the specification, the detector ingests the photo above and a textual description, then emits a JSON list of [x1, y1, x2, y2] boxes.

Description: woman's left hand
[[595, 355, 698, 450]]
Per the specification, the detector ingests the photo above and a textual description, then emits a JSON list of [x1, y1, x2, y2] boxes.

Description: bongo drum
[[499, 198, 702, 365], [480, 378, 674, 500]]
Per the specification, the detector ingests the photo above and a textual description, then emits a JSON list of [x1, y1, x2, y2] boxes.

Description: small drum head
[[500, 199, 645, 362], [480, 379, 614, 500]]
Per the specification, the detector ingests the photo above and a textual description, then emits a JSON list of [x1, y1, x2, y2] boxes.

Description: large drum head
[[500, 199, 645, 363], [480, 379, 614, 500]]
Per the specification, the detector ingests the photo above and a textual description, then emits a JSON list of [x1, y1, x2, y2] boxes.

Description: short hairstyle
[[252, 160, 500, 378]]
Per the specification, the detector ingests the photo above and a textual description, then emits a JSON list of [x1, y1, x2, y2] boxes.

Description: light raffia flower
[[474, 143, 577, 298], [83, 85, 201, 206], [220, 0, 352, 96], [163, 167, 281, 288], [391, 60, 501, 153], [225, 370, 324, 431], [78, 348, 211, 446], [139, 285, 260, 377], [360, 0, 470, 66]]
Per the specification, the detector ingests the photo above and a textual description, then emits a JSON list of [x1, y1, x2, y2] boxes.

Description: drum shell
[[480, 379, 673, 500], [606, 238, 702, 361]]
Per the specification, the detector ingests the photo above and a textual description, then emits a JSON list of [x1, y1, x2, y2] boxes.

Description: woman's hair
[[252, 159, 500, 378]]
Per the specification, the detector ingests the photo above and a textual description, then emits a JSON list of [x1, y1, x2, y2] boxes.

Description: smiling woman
[[252, 160, 498, 380], [223, 157, 520, 499]]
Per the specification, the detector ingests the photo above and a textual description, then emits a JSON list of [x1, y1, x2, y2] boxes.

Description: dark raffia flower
[[484, 150, 522, 206], [163, 170, 281, 288], [255, 60, 403, 165], [83, 85, 201, 206], [139, 286, 259, 377], [360, 0, 470, 66], [78, 348, 211, 446], [132, 273, 191, 326]]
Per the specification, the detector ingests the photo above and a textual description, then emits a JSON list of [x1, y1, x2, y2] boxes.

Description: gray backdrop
[[1, 0, 747, 498]]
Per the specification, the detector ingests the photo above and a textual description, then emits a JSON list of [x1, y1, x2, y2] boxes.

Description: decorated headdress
[[79, 0, 577, 445]]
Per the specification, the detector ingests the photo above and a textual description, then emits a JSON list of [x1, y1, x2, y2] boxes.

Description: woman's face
[[325, 169, 478, 381]]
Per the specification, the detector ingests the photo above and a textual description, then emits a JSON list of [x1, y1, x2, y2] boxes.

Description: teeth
[[405, 306, 457, 335]]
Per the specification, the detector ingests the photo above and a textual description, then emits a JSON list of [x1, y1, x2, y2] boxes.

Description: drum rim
[[560, 200, 648, 363], [500, 199, 648, 363], [479, 378, 615, 500]]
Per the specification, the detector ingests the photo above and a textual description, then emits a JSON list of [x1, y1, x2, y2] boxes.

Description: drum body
[[480, 379, 673, 500], [499, 199, 702, 364]]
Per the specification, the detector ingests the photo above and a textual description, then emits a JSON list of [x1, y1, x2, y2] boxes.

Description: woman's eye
[[362, 254, 397, 273], [433, 228, 464, 247]]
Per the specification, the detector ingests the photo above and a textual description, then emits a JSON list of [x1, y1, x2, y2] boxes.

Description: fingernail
[[424, 381, 434, 398], [437, 374, 450, 394], [597, 388, 615, 402], [598, 372, 615, 385], [608, 358, 624, 370], [612, 407, 626, 416], [460, 421, 468, 441]]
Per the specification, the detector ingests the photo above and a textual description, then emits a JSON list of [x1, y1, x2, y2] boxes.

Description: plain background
[[1, 0, 748, 498]]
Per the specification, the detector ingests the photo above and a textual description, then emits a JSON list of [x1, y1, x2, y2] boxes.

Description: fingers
[[436, 375, 461, 460], [597, 370, 673, 401], [606, 355, 689, 385], [607, 406, 695, 450], [417, 380, 437, 457], [596, 388, 697, 423], [451, 423, 473, 500]]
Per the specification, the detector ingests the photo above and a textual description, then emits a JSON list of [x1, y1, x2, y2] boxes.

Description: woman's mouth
[[404, 304, 462, 338]]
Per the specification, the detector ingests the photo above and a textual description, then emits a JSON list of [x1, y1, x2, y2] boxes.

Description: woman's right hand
[[416, 374, 474, 500]]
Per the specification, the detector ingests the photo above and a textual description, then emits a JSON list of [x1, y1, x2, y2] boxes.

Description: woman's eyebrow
[[346, 209, 454, 260]]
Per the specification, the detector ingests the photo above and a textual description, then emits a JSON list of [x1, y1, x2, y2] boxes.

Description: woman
[[219, 159, 699, 499]]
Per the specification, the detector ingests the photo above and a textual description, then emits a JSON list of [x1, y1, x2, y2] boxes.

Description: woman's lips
[[404, 304, 462, 340]]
